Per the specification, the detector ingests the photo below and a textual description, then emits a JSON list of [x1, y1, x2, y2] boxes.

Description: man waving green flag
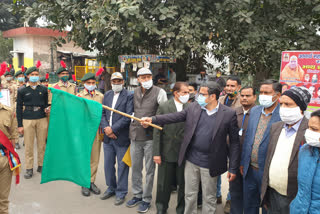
[[41, 88, 102, 188]]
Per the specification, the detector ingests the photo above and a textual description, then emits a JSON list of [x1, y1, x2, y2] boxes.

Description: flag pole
[[102, 105, 163, 130]]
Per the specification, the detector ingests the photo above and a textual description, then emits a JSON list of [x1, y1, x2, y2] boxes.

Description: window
[[18, 53, 24, 67]]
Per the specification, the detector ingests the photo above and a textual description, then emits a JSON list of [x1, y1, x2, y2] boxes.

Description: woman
[[290, 110, 320, 214]]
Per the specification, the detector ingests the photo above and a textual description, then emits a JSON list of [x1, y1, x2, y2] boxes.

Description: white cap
[[137, 68, 152, 76], [111, 72, 123, 80]]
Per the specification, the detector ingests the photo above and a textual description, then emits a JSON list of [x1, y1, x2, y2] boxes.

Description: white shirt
[[202, 103, 220, 116], [109, 92, 120, 126], [269, 128, 296, 196], [174, 99, 183, 112], [157, 88, 168, 104]]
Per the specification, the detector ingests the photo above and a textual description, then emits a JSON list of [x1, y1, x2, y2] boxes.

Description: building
[[3, 27, 97, 76]]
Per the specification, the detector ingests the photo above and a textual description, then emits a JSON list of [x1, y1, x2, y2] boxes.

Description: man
[[261, 87, 311, 214], [240, 79, 282, 214], [195, 68, 209, 86], [153, 82, 189, 214], [0, 77, 20, 214], [14, 68, 26, 149], [100, 72, 133, 206], [40, 76, 49, 87], [141, 82, 240, 214], [219, 76, 242, 108], [230, 86, 256, 214], [16, 65, 49, 179], [15, 67, 26, 89], [76, 72, 104, 196], [188, 82, 198, 103], [214, 69, 226, 89], [168, 65, 177, 88], [49, 61, 77, 103], [280, 56, 304, 85], [126, 67, 167, 213], [218, 75, 241, 212], [3, 70, 18, 112]]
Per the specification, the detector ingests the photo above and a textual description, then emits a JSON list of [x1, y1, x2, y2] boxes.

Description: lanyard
[[225, 96, 229, 104], [240, 113, 246, 130]]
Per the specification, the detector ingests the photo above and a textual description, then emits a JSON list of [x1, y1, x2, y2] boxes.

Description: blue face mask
[[29, 76, 39, 83], [197, 94, 208, 107], [18, 77, 25, 82], [60, 75, 69, 82]]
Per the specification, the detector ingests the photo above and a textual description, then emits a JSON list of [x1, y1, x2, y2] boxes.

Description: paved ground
[[9, 141, 230, 214]]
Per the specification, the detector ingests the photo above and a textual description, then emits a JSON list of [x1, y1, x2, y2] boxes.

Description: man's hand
[[240, 166, 244, 176], [227, 172, 237, 182], [45, 106, 51, 114], [104, 126, 113, 135], [140, 117, 152, 128], [18, 127, 24, 135], [153, 156, 161, 165], [108, 133, 117, 139]]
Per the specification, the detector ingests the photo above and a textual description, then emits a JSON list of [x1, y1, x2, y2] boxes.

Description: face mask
[[216, 73, 221, 78], [17, 77, 25, 82], [112, 84, 123, 93], [305, 129, 320, 147], [141, 79, 153, 90], [60, 75, 69, 82], [259, 94, 276, 108], [197, 94, 208, 107], [84, 84, 96, 91], [29, 76, 39, 83], [178, 94, 190, 104], [189, 93, 195, 100], [5, 77, 13, 81], [228, 91, 238, 98], [279, 106, 303, 125]]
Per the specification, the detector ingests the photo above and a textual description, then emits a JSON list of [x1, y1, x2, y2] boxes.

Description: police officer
[[16, 65, 49, 179], [77, 72, 104, 196], [49, 61, 77, 104], [3, 70, 18, 112]]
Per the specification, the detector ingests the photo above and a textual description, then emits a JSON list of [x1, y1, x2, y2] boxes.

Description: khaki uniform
[[2, 80, 18, 112], [77, 89, 103, 182], [0, 103, 18, 214], [49, 80, 77, 104]]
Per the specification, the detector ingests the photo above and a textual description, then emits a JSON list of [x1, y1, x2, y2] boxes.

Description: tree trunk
[[175, 57, 188, 81]]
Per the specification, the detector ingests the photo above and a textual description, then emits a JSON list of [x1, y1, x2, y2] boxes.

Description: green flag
[[41, 88, 102, 188]]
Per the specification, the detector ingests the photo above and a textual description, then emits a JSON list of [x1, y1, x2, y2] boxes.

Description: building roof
[[3, 27, 68, 38]]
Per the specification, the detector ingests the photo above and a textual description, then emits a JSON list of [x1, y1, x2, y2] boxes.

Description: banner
[[118, 55, 176, 64], [280, 51, 320, 111]]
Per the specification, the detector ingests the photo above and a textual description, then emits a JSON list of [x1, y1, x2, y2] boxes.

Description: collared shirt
[[262, 106, 277, 117], [283, 119, 302, 138], [110, 92, 120, 126], [174, 99, 183, 112], [202, 103, 220, 116]]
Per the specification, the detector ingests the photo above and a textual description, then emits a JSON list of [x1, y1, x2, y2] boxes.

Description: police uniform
[[77, 73, 104, 196], [2, 71, 18, 112], [16, 66, 49, 178], [48, 66, 77, 104], [0, 102, 19, 214]]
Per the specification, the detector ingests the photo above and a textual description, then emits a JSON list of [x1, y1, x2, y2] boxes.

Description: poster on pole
[[280, 51, 320, 111]]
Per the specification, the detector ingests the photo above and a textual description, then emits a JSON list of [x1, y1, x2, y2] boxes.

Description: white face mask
[[5, 77, 13, 81], [280, 106, 303, 125], [305, 129, 320, 147], [112, 84, 123, 93], [84, 84, 96, 91], [141, 79, 153, 90], [259, 94, 276, 108], [178, 94, 190, 104]]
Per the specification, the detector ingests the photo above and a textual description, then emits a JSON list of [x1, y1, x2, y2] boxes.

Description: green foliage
[[17, 0, 320, 81], [0, 32, 13, 62]]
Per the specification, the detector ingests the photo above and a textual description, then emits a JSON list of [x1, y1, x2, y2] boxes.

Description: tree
[[0, 32, 13, 63], [0, 0, 36, 31], [18, 0, 320, 82], [211, 0, 320, 85], [19, 0, 220, 79]]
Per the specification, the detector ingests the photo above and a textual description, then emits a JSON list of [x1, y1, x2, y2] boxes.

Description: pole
[[102, 105, 163, 130]]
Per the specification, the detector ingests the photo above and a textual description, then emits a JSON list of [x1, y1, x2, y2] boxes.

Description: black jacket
[[152, 102, 240, 177]]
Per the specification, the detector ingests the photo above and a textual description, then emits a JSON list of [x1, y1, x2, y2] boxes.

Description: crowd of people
[[0, 62, 320, 214]]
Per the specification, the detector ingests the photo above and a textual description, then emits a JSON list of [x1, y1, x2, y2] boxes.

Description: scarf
[[0, 129, 21, 184]]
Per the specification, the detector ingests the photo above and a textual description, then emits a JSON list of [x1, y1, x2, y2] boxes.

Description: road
[[9, 142, 230, 214]]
